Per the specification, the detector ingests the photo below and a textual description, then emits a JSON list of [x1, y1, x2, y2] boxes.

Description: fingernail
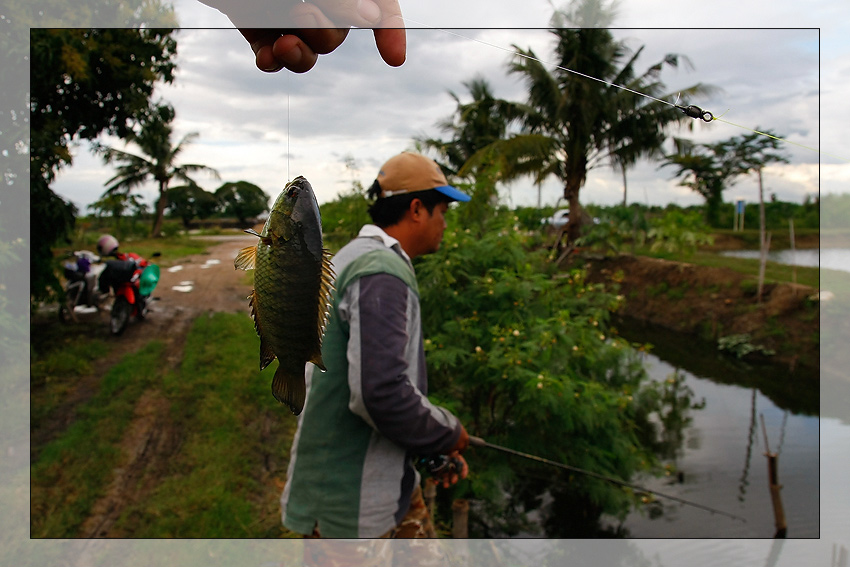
[[357, 0, 382, 25]]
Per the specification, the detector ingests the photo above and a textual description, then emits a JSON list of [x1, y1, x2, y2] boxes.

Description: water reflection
[[616, 317, 818, 415], [738, 390, 757, 503], [611, 318, 819, 538]]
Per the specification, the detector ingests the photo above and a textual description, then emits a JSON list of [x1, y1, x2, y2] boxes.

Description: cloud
[[51, 22, 839, 213]]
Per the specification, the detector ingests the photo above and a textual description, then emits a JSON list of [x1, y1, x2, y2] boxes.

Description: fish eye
[[287, 186, 299, 198]]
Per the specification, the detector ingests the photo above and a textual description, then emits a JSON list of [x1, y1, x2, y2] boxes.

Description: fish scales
[[235, 176, 334, 415]]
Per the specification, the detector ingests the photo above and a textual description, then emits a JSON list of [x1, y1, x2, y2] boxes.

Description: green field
[[30, 312, 299, 538]]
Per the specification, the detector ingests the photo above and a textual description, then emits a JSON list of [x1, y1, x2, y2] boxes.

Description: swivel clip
[[677, 104, 714, 122]]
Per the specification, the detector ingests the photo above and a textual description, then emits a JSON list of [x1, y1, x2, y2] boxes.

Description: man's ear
[[409, 198, 423, 221]]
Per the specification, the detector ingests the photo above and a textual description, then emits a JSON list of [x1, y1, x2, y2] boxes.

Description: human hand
[[197, 0, 406, 73], [451, 423, 470, 453], [436, 452, 468, 489]]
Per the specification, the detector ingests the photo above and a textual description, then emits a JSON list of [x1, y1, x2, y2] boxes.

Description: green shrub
[[416, 208, 698, 535]]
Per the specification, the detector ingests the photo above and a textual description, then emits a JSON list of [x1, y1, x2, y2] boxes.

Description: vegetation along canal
[[466, 317, 820, 538]]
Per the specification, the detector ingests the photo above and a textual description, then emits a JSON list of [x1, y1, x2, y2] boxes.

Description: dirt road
[[33, 234, 260, 537]]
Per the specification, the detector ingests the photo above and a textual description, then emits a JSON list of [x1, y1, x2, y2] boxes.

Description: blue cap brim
[[434, 185, 471, 203]]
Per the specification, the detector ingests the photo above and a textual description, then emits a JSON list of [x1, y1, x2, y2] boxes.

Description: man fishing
[[281, 152, 471, 539]]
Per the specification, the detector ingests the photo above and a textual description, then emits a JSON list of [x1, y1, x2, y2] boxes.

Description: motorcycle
[[97, 251, 161, 335], [59, 250, 108, 323]]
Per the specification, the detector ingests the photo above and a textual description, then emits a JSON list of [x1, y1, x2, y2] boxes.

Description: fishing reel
[[418, 454, 464, 478]]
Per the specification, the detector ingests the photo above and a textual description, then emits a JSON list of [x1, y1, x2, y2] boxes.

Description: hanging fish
[[235, 176, 334, 415]]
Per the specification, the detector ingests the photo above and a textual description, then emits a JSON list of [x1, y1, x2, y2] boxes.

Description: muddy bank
[[581, 254, 819, 374]]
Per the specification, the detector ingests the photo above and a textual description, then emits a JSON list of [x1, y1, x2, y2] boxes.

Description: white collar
[[357, 224, 411, 263]]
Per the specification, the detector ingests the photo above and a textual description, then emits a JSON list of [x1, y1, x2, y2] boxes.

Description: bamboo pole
[[760, 413, 788, 538]]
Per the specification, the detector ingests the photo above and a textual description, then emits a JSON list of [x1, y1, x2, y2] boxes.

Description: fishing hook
[[469, 435, 747, 523], [677, 104, 714, 122]]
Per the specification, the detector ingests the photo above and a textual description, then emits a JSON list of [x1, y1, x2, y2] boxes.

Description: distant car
[[543, 209, 570, 229], [541, 209, 600, 231]]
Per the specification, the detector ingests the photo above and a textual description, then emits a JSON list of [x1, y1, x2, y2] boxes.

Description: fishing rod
[[469, 435, 747, 523]]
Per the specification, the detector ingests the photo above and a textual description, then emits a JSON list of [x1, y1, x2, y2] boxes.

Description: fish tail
[[271, 363, 306, 416]]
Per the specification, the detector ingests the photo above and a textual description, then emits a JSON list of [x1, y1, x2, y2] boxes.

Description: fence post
[[452, 499, 469, 539], [424, 478, 437, 522]]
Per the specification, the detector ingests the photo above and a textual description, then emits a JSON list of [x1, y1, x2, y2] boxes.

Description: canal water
[[606, 318, 820, 538]]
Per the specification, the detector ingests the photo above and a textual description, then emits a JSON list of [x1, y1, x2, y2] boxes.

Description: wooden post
[[452, 499, 469, 539], [789, 219, 797, 285], [757, 168, 768, 303], [757, 232, 771, 303], [760, 413, 788, 538]]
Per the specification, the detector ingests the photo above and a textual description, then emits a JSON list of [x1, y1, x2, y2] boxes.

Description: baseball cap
[[376, 152, 471, 202]]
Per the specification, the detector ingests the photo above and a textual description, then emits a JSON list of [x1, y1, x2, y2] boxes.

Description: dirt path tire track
[[68, 234, 257, 537]]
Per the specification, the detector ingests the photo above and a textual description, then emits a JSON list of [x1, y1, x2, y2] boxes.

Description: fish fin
[[234, 245, 257, 271], [245, 226, 275, 246], [316, 248, 336, 344], [259, 335, 277, 370], [309, 355, 327, 372], [271, 363, 306, 415], [248, 291, 277, 369]]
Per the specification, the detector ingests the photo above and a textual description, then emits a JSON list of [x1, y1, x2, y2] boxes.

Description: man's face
[[419, 201, 449, 256]]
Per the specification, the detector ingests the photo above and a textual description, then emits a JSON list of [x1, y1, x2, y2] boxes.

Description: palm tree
[[605, 49, 713, 207], [661, 130, 787, 228], [95, 103, 219, 237], [468, 0, 711, 250], [418, 75, 525, 180]]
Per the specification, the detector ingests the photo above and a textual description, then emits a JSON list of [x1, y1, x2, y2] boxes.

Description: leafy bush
[[319, 183, 371, 253], [576, 205, 648, 255], [717, 333, 775, 358], [416, 208, 692, 535], [647, 209, 714, 256]]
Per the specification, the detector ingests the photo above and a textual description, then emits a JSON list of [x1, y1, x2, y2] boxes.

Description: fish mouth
[[284, 176, 311, 202]]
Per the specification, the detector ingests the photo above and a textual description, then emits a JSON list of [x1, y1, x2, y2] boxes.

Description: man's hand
[[435, 452, 468, 489], [197, 0, 406, 73]]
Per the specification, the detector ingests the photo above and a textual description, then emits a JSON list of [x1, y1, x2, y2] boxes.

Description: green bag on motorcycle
[[139, 265, 160, 296]]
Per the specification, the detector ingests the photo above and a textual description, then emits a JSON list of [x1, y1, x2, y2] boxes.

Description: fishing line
[[403, 17, 675, 110], [401, 19, 848, 162], [470, 435, 747, 522], [287, 79, 291, 180]]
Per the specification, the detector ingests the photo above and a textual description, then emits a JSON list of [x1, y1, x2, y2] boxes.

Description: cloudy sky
[[50, 0, 847, 217]]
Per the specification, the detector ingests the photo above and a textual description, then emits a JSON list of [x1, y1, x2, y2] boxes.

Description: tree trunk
[[621, 162, 628, 207], [150, 181, 169, 238], [704, 191, 722, 228], [565, 180, 583, 245]]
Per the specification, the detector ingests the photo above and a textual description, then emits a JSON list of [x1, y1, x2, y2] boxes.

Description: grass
[[30, 312, 299, 538], [31, 340, 167, 537], [647, 250, 821, 289], [30, 324, 111, 428]]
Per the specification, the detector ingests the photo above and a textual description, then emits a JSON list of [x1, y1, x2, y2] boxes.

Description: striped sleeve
[[342, 273, 461, 456]]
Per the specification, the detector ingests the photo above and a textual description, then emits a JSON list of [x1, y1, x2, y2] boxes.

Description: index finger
[[373, 27, 406, 67], [372, 0, 405, 66]]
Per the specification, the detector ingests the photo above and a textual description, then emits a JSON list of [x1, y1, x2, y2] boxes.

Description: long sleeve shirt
[[281, 225, 462, 538]]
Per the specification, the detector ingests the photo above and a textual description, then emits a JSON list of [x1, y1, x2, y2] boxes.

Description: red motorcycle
[[97, 251, 161, 335]]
